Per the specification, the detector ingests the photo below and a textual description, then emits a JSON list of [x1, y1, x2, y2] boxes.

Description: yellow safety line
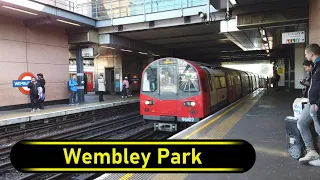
[[117, 92, 261, 180]]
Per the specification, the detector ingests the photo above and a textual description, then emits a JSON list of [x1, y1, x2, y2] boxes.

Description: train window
[[203, 68, 213, 91], [201, 78, 207, 92], [142, 66, 157, 92], [160, 66, 177, 93], [233, 76, 241, 85], [219, 77, 227, 88], [214, 77, 220, 89], [178, 64, 199, 92]]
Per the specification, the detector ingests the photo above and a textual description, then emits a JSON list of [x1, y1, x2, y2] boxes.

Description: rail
[[75, 0, 206, 19]]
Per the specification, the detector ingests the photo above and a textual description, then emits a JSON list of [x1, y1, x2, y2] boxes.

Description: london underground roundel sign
[[13, 72, 35, 95]]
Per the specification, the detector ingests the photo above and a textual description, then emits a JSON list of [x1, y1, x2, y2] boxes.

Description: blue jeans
[[297, 104, 320, 150], [69, 91, 77, 104]]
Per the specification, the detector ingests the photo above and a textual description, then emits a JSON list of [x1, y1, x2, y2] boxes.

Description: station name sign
[[81, 48, 93, 57], [282, 31, 305, 44]]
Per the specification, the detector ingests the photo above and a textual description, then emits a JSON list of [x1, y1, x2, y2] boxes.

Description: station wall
[[294, 47, 306, 89], [309, 0, 320, 44], [0, 15, 69, 109], [122, 52, 149, 92]]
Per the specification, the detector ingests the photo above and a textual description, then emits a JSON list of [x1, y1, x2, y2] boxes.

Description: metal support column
[[206, 0, 210, 21], [76, 47, 85, 103]]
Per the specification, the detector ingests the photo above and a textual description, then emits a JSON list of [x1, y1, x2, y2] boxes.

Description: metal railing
[[76, 0, 206, 20], [33, 0, 75, 12], [32, 0, 206, 20]]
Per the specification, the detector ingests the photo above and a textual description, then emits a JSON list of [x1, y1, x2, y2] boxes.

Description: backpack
[[67, 80, 70, 90]]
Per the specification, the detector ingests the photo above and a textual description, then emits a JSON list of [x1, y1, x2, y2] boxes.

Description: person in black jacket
[[297, 43, 320, 166], [300, 60, 314, 98], [28, 77, 40, 112], [37, 73, 45, 109]]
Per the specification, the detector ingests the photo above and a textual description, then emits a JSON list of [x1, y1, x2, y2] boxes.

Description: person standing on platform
[[300, 60, 314, 98], [37, 73, 45, 109], [122, 77, 129, 98], [68, 74, 78, 105], [84, 74, 88, 94], [98, 74, 105, 102], [297, 43, 320, 166], [28, 77, 40, 112]]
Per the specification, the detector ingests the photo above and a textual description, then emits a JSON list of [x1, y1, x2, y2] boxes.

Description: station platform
[[95, 88, 320, 180], [0, 93, 139, 127]]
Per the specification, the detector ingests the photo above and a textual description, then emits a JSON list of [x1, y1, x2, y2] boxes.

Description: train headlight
[[184, 101, 196, 107], [145, 100, 154, 105]]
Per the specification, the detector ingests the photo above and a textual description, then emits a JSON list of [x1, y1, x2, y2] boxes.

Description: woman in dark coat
[[28, 77, 40, 112]]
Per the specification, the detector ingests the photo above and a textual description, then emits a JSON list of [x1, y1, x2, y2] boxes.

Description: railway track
[[0, 114, 143, 177]]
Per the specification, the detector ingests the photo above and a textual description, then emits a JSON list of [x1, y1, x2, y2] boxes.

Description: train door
[[158, 63, 178, 116], [105, 68, 115, 94], [84, 72, 93, 92]]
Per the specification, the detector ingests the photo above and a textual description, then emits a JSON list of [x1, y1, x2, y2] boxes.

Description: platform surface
[[0, 93, 139, 126], [95, 88, 320, 180]]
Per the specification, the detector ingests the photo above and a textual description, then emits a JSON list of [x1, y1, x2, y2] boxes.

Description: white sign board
[[282, 31, 305, 44], [81, 48, 93, 57]]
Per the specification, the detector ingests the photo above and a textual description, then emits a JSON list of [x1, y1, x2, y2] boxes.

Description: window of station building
[[142, 65, 157, 92], [178, 64, 200, 92], [219, 77, 227, 88]]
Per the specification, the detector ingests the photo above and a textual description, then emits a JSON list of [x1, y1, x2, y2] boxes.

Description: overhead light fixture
[[56, 19, 80, 26], [153, 54, 160, 56], [138, 52, 147, 55], [267, 54, 270, 57], [101, 46, 115, 49], [263, 37, 267, 41], [121, 49, 132, 52], [2, 5, 38, 15], [229, 0, 237, 5], [266, 49, 269, 53], [265, 46, 269, 50]]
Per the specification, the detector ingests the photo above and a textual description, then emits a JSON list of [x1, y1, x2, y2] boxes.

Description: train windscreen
[[142, 58, 199, 97]]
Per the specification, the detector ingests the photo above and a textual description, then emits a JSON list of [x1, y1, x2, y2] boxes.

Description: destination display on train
[[159, 58, 177, 65]]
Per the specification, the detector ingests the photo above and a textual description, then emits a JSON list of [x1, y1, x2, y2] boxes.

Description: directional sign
[[13, 72, 35, 95], [282, 31, 305, 44]]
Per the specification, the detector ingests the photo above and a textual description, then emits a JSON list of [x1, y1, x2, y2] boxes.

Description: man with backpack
[[297, 44, 320, 166], [68, 74, 79, 105]]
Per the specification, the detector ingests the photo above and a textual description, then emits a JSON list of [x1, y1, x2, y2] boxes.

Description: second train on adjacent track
[[140, 57, 266, 132]]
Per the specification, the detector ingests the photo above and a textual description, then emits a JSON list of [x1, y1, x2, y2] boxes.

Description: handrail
[[33, 0, 75, 12], [75, 0, 206, 19]]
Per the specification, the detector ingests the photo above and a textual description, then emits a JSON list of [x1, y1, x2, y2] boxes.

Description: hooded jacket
[[308, 57, 320, 106]]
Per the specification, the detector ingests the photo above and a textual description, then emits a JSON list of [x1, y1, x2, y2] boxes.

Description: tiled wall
[[0, 15, 69, 107], [309, 0, 320, 44]]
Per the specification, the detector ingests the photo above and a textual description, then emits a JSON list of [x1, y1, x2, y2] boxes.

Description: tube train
[[140, 57, 266, 132]]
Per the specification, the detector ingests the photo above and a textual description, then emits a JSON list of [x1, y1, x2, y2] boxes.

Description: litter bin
[[285, 116, 319, 159]]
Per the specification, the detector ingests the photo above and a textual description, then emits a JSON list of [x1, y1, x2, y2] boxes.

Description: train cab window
[[203, 68, 213, 91], [201, 78, 207, 92], [178, 64, 199, 92], [219, 77, 227, 88], [142, 66, 157, 92], [214, 77, 221, 89]]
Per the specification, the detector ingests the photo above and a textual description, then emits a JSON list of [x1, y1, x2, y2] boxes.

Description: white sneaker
[[122, 96, 124, 98], [36, 108, 40, 112], [309, 158, 320, 166], [31, 109, 35, 112], [299, 149, 320, 163]]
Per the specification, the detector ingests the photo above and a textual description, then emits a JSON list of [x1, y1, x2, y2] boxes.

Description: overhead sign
[[81, 48, 93, 57], [13, 72, 35, 95], [282, 31, 305, 44]]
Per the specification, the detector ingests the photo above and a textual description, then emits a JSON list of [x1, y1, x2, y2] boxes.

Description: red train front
[[140, 58, 206, 132]]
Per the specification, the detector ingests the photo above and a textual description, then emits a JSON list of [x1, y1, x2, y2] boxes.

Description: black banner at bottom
[[10, 140, 256, 173]]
